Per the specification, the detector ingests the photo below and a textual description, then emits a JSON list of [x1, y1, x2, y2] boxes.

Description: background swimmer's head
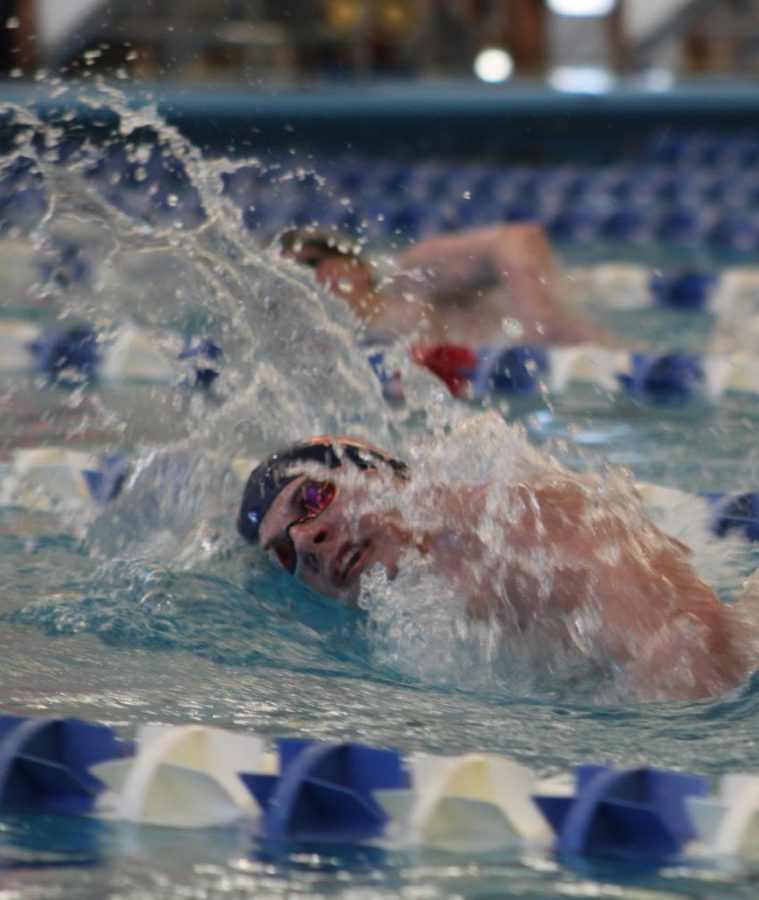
[[279, 228, 376, 313], [238, 436, 410, 602]]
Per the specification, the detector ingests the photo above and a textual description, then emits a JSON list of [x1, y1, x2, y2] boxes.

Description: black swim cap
[[237, 437, 408, 544]]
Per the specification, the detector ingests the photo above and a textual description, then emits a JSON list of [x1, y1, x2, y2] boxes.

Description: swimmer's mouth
[[335, 540, 371, 586]]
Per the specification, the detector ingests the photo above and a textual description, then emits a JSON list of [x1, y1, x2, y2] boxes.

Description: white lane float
[[374, 752, 551, 853], [91, 724, 267, 828], [0, 447, 130, 511], [687, 774, 759, 860]]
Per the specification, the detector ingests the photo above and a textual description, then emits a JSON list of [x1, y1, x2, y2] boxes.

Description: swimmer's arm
[[397, 224, 554, 289], [397, 225, 514, 285], [479, 226, 606, 344], [504, 479, 749, 697], [397, 224, 606, 345]]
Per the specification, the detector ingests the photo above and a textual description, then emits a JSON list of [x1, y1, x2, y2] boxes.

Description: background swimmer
[[280, 223, 606, 346], [238, 429, 758, 702]]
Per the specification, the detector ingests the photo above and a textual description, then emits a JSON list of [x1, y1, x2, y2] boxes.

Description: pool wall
[[2, 80, 759, 162]]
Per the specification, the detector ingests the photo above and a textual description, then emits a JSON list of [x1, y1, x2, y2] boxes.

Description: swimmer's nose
[[290, 519, 331, 574]]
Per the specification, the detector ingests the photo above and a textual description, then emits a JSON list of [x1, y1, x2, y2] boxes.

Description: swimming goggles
[[271, 479, 336, 574], [237, 437, 407, 546]]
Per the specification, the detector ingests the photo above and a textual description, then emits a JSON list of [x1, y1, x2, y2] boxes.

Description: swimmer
[[238, 433, 757, 701], [280, 223, 605, 347]]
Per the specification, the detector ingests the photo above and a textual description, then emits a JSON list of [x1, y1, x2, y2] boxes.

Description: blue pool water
[[1, 91, 759, 896]]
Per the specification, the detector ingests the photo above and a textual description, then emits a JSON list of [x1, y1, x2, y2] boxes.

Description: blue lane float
[[79, 455, 131, 505], [451, 343, 759, 403], [534, 765, 708, 862], [479, 346, 549, 397], [366, 350, 405, 405], [241, 739, 408, 842], [636, 483, 759, 545], [8, 713, 759, 868], [0, 715, 132, 815], [27, 326, 101, 384], [10, 318, 759, 403], [704, 491, 759, 542], [616, 352, 705, 401], [176, 336, 223, 388], [649, 268, 716, 312]]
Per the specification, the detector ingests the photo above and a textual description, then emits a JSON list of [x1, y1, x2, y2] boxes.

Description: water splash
[[1, 86, 756, 704], [0, 87, 430, 458]]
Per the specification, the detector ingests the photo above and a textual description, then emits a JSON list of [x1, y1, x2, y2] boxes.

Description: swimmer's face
[[312, 256, 374, 304], [257, 470, 409, 604], [284, 242, 374, 311]]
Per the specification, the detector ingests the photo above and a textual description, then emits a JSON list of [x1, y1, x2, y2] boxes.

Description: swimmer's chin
[[332, 558, 400, 608], [329, 539, 400, 605]]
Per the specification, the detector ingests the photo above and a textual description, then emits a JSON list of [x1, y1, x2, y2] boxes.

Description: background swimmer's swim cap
[[237, 437, 408, 544]]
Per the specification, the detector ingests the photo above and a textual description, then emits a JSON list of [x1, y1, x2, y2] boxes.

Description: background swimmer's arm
[[397, 224, 606, 345]]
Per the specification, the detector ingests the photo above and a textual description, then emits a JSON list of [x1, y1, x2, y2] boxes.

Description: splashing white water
[[2, 86, 756, 703]]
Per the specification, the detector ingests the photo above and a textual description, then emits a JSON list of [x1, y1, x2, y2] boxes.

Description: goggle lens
[[301, 480, 336, 518], [272, 480, 336, 575]]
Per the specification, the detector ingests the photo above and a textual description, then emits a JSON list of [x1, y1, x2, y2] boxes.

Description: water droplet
[[501, 317, 524, 339]]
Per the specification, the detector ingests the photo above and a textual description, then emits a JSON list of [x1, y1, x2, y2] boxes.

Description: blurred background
[[0, 1, 757, 164], [0, 1, 758, 162], [2, 2, 759, 255], [0, 0, 756, 86]]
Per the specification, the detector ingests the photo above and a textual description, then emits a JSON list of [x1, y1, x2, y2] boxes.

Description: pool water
[[1, 92, 759, 897]]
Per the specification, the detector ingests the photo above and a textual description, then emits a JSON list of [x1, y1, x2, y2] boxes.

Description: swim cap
[[237, 437, 408, 544]]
